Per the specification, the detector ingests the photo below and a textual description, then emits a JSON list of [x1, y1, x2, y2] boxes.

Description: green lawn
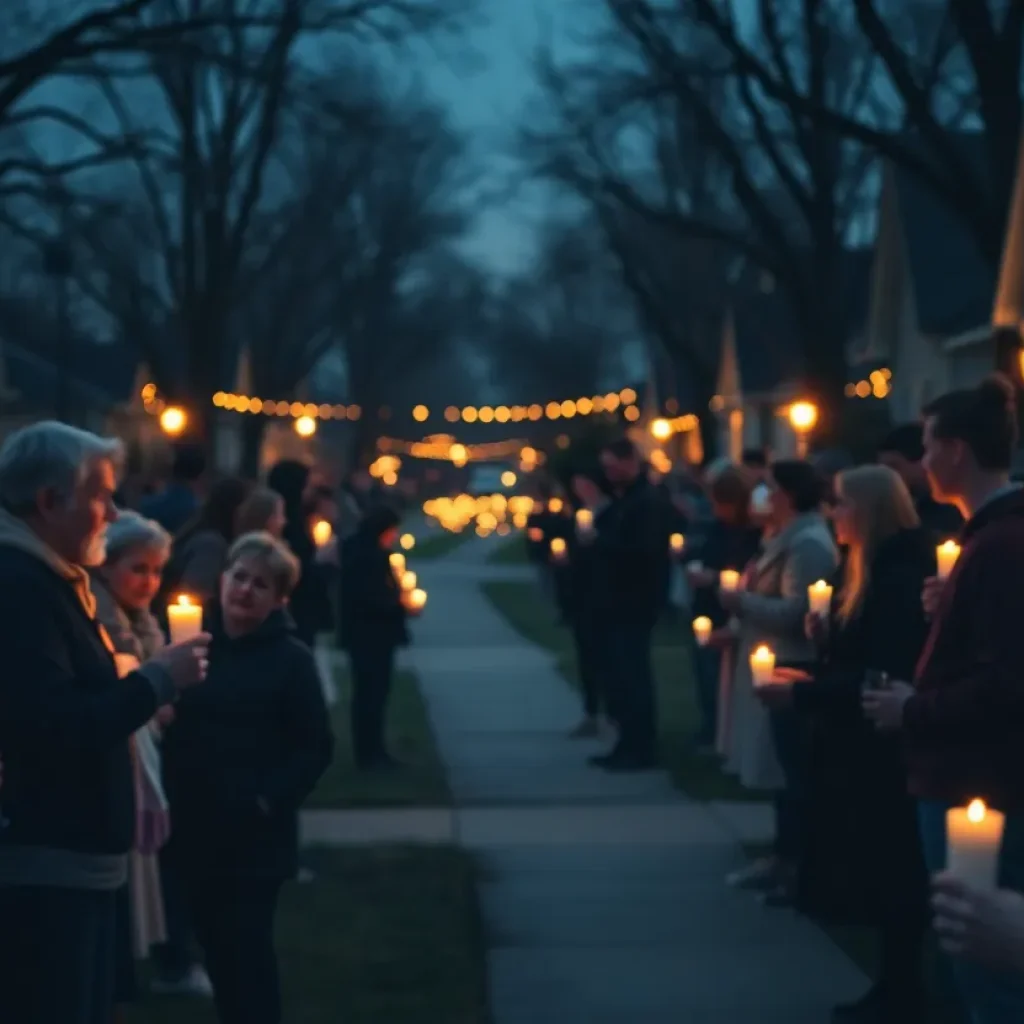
[[481, 580, 756, 801], [487, 537, 529, 565], [126, 845, 490, 1024], [407, 530, 470, 560], [308, 667, 450, 808]]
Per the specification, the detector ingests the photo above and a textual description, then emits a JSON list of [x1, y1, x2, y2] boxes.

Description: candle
[[312, 519, 333, 547], [548, 498, 563, 514], [389, 552, 406, 575], [749, 644, 776, 686], [946, 799, 1005, 888], [692, 616, 712, 646], [670, 533, 685, 554], [720, 569, 741, 592], [575, 508, 593, 531], [528, 527, 543, 542], [401, 570, 417, 592], [407, 587, 427, 611], [167, 594, 202, 644], [936, 540, 961, 580], [550, 537, 567, 561], [808, 579, 833, 618]]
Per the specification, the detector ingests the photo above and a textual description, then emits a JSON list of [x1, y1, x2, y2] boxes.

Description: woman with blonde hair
[[758, 464, 935, 1023]]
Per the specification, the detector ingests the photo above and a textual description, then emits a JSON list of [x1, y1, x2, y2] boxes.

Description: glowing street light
[[787, 401, 818, 457], [294, 415, 317, 437], [159, 406, 187, 436], [651, 417, 672, 442]]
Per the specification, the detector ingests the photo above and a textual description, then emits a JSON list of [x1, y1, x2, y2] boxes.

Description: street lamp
[[788, 401, 818, 458], [294, 415, 317, 437], [159, 406, 187, 436]]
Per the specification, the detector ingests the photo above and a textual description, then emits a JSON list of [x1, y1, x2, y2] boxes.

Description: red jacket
[[906, 488, 1024, 811]]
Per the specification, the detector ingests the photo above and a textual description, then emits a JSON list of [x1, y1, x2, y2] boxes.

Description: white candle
[[670, 532, 685, 554], [575, 508, 593, 531], [720, 569, 741, 592], [312, 519, 333, 547], [401, 570, 417, 592], [389, 552, 406, 576], [167, 595, 202, 644], [550, 537, 567, 561], [808, 579, 833, 618], [692, 616, 712, 646], [936, 540, 961, 580], [749, 644, 776, 686], [947, 799, 1005, 889]]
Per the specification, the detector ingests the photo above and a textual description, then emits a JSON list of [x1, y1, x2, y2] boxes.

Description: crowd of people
[[527, 376, 1024, 1024], [0, 429, 417, 1024]]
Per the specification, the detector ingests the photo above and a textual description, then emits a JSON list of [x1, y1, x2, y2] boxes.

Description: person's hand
[[772, 667, 813, 683], [155, 705, 176, 728], [687, 567, 716, 588], [707, 627, 734, 650], [932, 874, 1024, 972], [756, 680, 794, 708], [718, 587, 743, 613], [861, 680, 914, 730], [922, 576, 945, 618], [147, 635, 211, 692], [804, 613, 827, 643]]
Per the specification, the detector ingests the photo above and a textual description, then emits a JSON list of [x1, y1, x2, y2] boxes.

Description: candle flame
[[812, 579, 828, 591], [174, 594, 194, 607], [671, 533, 684, 550], [693, 616, 711, 631], [940, 540, 960, 555], [551, 538, 566, 554], [753, 644, 772, 660], [967, 799, 987, 823]]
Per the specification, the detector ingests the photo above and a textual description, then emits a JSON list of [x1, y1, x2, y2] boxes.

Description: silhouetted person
[[141, 444, 206, 534]]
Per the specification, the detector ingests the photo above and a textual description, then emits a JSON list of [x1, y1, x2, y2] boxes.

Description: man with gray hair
[[0, 421, 211, 1024]]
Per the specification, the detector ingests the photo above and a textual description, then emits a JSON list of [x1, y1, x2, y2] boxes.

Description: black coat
[[338, 530, 408, 651], [690, 521, 762, 626], [162, 607, 333, 881], [793, 527, 934, 926]]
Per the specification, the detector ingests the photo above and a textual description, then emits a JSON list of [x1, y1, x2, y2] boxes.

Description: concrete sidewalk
[[406, 537, 866, 1024]]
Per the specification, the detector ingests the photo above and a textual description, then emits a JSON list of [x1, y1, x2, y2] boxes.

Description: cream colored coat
[[719, 514, 838, 790]]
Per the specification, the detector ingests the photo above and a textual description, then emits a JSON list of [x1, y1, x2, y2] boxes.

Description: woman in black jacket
[[162, 532, 334, 1024], [759, 464, 933, 1024], [339, 505, 410, 769]]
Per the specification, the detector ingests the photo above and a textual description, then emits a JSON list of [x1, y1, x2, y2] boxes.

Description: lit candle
[[167, 594, 202, 644], [692, 616, 712, 646], [550, 537, 567, 561], [389, 552, 406, 576], [670, 533, 685, 555], [808, 579, 833, 618], [936, 540, 961, 580], [528, 527, 543, 542], [946, 799, 1005, 888], [407, 587, 427, 612], [720, 569, 741, 592], [749, 644, 776, 686], [312, 519, 333, 547], [548, 498, 563, 514], [575, 508, 593, 532], [401, 570, 417, 592]]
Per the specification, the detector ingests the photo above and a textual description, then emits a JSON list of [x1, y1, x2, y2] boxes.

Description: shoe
[[569, 717, 600, 738], [725, 858, 779, 890], [151, 964, 214, 998]]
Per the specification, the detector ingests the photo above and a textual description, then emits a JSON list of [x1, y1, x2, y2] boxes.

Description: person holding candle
[[338, 505, 410, 770], [933, 875, 1024, 975], [162, 531, 332, 1024], [686, 464, 761, 751], [717, 459, 837, 900], [0, 423, 210, 1024], [862, 376, 1024, 1023], [759, 465, 935, 1022]]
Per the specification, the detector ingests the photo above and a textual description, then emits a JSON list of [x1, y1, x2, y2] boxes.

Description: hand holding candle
[[575, 508, 593, 533], [719, 569, 741, 592], [167, 594, 203, 644], [692, 616, 712, 646], [670, 533, 685, 556], [550, 537, 567, 563], [936, 540, 961, 580], [808, 579, 833, 619], [947, 800, 1006, 889], [749, 644, 776, 686], [312, 519, 333, 547]]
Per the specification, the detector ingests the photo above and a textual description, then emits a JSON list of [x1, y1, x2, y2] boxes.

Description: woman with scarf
[[92, 511, 213, 1008]]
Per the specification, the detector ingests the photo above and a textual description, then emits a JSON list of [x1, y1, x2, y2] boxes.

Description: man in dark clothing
[[863, 376, 1024, 1023], [878, 423, 963, 540], [140, 442, 206, 534], [588, 439, 665, 771], [0, 422, 209, 1024]]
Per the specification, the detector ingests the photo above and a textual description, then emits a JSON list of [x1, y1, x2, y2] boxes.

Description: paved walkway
[[405, 536, 866, 1024]]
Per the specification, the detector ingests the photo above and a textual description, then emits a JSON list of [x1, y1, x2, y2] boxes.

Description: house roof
[[893, 133, 998, 336]]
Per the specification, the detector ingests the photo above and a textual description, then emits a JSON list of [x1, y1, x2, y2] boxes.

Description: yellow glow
[[159, 406, 187, 436], [967, 799, 987, 824], [412, 404, 429, 422], [624, 405, 640, 422], [444, 406, 460, 422], [495, 406, 511, 422], [548, 498, 563, 514], [500, 470, 516, 487], [560, 399, 576, 418], [651, 418, 672, 441], [389, 552, 405, 573], [462, 407, 478, 423], [788, 401, 818, 432], [479, 406, 495, 423], [545, 401, 561, 420], [382, 470, 398, 486], [312, 520, 332, 547], [527, 404, 543, 421], [173, 594, 195, 608], [577, 397, 594, 415], [294, 415, 317, 437], [449, 443, 468, 467], [399, 533, 415, 551], [620, 387, 637, 404], [401, 570, 417, 591]]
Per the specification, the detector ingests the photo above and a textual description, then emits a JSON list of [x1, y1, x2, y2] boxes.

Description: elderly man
[[0, 422, 210, 1024]]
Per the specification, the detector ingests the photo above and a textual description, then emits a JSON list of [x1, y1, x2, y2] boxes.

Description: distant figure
[[141, 444, 206, 534]]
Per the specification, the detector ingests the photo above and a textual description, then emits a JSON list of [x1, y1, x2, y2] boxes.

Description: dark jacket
[[915, 492, 963, 543], [906, 487, 1024, 811], [162, 606, 333, 880], [792, 528, 934, 925], [0, 543, 172, 888], [690, 521, 762, 626], [338, 529, 408, 651], [140, 484, 198, 535], [566, 501, 616, 623]]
